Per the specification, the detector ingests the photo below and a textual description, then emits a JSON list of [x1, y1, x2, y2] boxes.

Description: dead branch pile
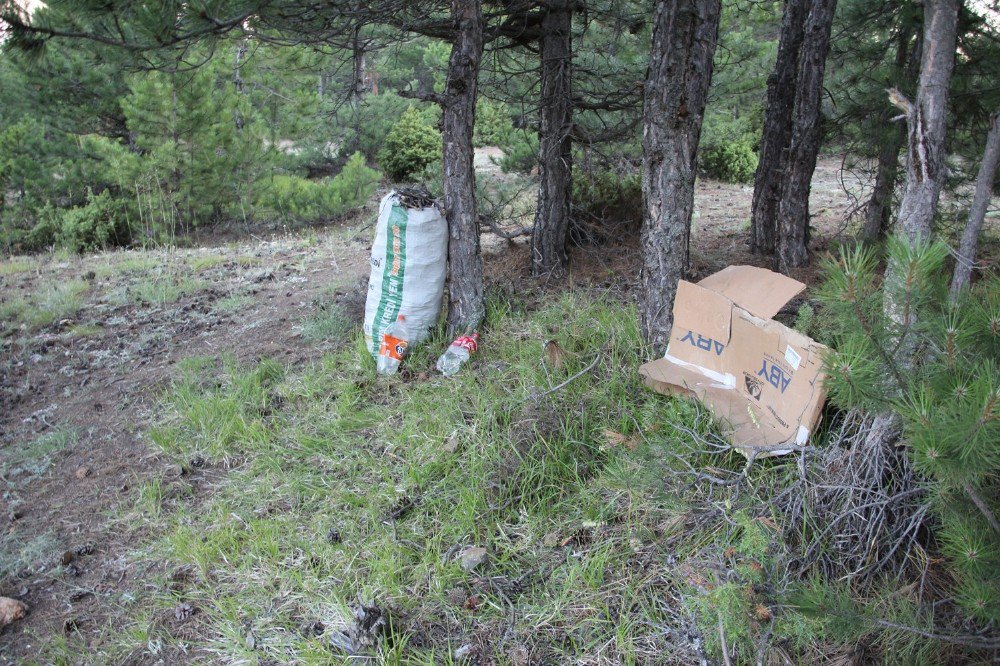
[[660, 405, 930, 583], [774, 409, 930, 581]]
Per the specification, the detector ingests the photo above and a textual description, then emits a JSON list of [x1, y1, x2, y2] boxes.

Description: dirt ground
[[0, 156, 974, 662]]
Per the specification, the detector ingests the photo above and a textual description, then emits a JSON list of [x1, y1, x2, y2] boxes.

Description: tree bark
[[233, 38, 248, 130], [950, 110, 1000, 299], [890, 0, 958, 245], [882, 0, 958, 371], [861, 123, 906, 241], [750, 0, 809, 255], [774, 0, 837, 273], [860, 26, 920, 243], [640, 0, 722, 352], [352, 25, 367, 103], [442, 0, 486, 335], [531, 0, 573, 276]]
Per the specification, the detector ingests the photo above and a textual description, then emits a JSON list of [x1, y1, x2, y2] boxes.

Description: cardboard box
[[638, 266, 828, 456]]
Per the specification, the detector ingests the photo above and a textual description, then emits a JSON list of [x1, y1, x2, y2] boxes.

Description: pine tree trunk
[[531, 0, 573, 276], [352, 25, 367, 103], [861, 123, 906, 241], [950, 111, 1000, 299], [891, 0, 958, 245], [640, 0, 722, 353], [233, 38, 247, 130], [883, 0, 957, 370], [860, 26, 920, 243], [750, 0, 809, 255], [774, 0, 837, 273], [443, 0, 486, 335]]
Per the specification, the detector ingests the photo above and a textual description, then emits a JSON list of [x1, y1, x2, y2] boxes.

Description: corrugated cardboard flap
[[697, 265, 806, 320], [638, 358, 806, 456], [672, 280, 734, 345]]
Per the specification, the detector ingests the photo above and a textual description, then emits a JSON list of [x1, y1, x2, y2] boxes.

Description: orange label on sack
[[379, 334, 408, 360]]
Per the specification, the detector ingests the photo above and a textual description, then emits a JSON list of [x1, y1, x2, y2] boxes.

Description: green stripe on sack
[[371, 203, 408, 355]]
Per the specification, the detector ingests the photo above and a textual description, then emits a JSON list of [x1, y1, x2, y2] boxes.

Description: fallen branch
[[481, 213, 532, 239], [718, 614, 733, 666], [530, 351, 602, 401], [803, 606, 1000, 651]]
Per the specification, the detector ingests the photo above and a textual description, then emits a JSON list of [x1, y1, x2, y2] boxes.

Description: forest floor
[[0, 157, 992, 664]]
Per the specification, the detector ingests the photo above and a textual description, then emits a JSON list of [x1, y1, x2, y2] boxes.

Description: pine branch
[[852, 299, 906, 391], [854, 613, 1000, 650], [960, 480, 1000, 534], [1, 5, 262, 52]]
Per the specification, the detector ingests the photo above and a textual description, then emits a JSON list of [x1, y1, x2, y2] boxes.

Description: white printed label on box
[[784, 345, 802, 371]]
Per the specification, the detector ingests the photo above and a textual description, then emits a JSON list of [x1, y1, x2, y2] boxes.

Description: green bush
[[473, 99, 514, 147], [817, 239, 1000, 624], [256, 152, 380, 222], [57, 190, 132, 252], [573, 168, 642, 223], [571, 168, 643, 242], [699, 137, 759, 183], [27, 205, 60, 251], [377, 107, 442, 182], [341, 92, 414, 161], [498, 129, 539, 174]]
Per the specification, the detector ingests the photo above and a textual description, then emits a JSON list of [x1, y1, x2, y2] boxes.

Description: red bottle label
[[453, 334, 478, 353]]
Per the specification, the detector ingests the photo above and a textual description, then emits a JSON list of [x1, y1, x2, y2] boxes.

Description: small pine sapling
[[816, 238, 1000, 623]]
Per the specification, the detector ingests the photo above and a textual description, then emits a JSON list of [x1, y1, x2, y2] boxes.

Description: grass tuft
[[0, 257, 37, 275], [131, 274, 206, 306], [2, 280, 91, 328], [188, 254, 229, 271]]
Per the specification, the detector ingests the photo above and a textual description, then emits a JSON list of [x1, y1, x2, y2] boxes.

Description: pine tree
[[817, 238, 1000, 623], [120, 62, 256, 229]]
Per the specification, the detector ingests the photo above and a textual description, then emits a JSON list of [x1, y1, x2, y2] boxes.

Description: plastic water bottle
[[377, 315, 410, 375], [436, 333, 479, 376]]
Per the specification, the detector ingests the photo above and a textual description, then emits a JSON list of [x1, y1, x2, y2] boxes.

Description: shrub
[[498, 129, 539, 174], [571, 168, 643, 243], [817, 239, 1000, 624], [340, 92, 414, 161], [473, 99, 514, 147], [255, 152, 380, 222], [415, 157, 444, 198], [699, 137, 758, 183], [377, 107, 442, 182], [57, 190, 132, 252]]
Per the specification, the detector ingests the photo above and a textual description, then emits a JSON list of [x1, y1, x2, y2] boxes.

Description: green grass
[[0, 257, 36, 275], [300, 303, 354, 344], [235, 255, 263, 267], [188, 254, 229, 271], [67, 323, 103, 337], [33, 280, 90, 325], [49, 246, 76, 263], [27, 293, 964, 664], [214, 293, 253, 313], [76, 294, 712, 664], [1, 280, 90, 329], [188, 254, 262, 272], [0, 298, 28, 324], [94, 253, 160, 278], [131, 275, 206, 306]]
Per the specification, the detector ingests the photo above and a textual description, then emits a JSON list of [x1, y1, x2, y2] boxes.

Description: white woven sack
[[363, 191, 447, 356]]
